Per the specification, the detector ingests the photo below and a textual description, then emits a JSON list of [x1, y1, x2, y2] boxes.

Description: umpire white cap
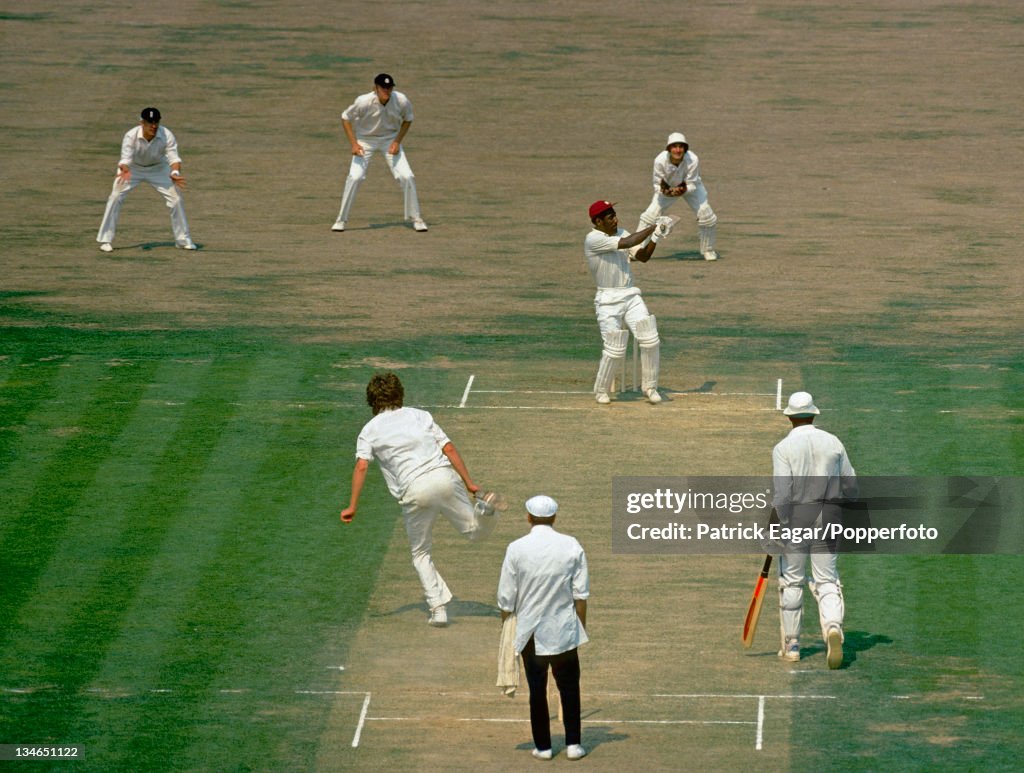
[[666, 131, 688, 149], [783, 391, 820, 416], [525, 495, 558, 518]]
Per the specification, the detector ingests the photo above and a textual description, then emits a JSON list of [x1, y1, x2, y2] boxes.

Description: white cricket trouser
[[593, 287, 659, 392], [778, 549, 844, 642], [336, 137, 421, 223], [97, 163, 191, 245], [398, 466, 477, 610], [594, 287, 652, 338]]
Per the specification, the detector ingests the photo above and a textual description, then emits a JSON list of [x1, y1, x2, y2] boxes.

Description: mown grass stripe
[[0, 358, 213, 683], [61, 352, 392, 770], [0, 359, 159, 645], [0, 355, 253, 749]]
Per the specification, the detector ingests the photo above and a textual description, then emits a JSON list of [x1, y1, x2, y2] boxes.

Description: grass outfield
[[2, 0, 1023, 770], [2, 317, 1021, 771]]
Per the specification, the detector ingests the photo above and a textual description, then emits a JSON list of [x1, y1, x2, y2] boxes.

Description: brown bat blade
[[742, 554, 773, 648]]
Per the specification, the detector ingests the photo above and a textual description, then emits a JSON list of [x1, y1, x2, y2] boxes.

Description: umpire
[[497, 495, 590, 761]]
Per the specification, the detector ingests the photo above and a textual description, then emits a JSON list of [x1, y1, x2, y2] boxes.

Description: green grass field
[[2, 1, 1023, 770], [2, 309, 1020, 771]]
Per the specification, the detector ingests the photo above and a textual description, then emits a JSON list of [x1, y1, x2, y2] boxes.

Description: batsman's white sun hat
[[666, 131, 688, 149], [525, 495, 558, 518], [783, 391, 820, 416]]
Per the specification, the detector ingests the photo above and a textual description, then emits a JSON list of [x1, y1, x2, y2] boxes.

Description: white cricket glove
[[651, 221, 672, 243]]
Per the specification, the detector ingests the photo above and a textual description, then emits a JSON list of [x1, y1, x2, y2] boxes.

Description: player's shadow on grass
[[102, 241, 202, 252], [614, 380, 716, 403], [672, 380, 717, 394], [379, 598, 501, 623], [803, 630, 894, 669], [515, 725, 629, 756], [661, 248, 718, 261]]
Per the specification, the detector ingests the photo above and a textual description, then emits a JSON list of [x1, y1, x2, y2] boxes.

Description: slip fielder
[[332, 73, 427, 233], [96, 107, 196, 252]]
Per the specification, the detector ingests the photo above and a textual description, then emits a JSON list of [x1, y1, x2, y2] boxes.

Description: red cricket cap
[[588, 200, 616, 220]]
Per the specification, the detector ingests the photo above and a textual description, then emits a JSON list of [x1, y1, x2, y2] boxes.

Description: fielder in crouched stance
[[97, 107, 196, 252], [585, 199, 672, 405], [637, 132, 718, 261], [773, 391, 858, 669], [340, 372, 496, 627]]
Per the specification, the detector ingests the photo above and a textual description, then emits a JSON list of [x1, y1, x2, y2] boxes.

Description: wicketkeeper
[[637, 132, 719, 261]]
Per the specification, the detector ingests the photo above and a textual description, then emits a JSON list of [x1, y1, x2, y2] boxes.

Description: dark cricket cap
[[374, 73, 395, 88], [588, 199, 616, 220], [140, 107, 161, 123]]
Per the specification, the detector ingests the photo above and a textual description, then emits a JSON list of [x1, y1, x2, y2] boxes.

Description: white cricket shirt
[[584, 227, 634, 290], [355, 407, 451, 499], [119, 125, 181, 168], [497, 524, 590, 656], [651, 149, 701, 192], [772, 424, 858, 508], [342, 90, 414, 140]]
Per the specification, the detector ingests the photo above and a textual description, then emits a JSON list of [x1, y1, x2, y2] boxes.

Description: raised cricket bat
[[741, 553, 773, 648]]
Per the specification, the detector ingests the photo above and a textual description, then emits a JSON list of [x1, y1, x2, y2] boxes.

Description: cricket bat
[[741, 553, 773, 648]]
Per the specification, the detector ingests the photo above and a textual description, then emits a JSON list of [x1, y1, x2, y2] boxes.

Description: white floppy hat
[[783, 391, 820, 416], [666, 131, 688, 149], [525, 495, 559, 518]]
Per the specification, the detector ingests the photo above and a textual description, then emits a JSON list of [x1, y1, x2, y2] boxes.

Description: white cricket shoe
[[703, 250, 719, 261], [595, 392, 611, 405], [646, 388, 662, 404], [99, 243, 113, 253], [566, 744, 587, 760], [826, 627, 843, 669], [779, 637, 800, 662], [532, 748, 552, 760], [176, 240, 197, 250], [331, 220, 346, 232], [413, 218, 429, 232], [428, 605, 448, 627]]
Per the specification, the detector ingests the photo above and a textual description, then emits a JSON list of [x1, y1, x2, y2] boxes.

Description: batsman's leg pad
[[594, 329, 629, 394], [633, 315, 660, 392], [809, 579, 844, 639], [778, 580, 804, 641]]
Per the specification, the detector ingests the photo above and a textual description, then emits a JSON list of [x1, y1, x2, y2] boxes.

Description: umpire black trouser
[[522, 637, 581, 751]]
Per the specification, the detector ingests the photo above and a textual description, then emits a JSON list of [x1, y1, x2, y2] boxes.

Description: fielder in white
[[96, 107, 195, 252], [340, 372, 497, 627], [585, 199, 674, 405], [332, 73, 427, 233], [637, 132, 718, 261], [772, 391, 858, 669]]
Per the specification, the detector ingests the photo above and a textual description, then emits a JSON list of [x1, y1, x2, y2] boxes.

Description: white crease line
[[352, 692, 372, 748], [372, 717, 755, 726], [756, 695, 765, 751], [459, 375, 475, 408]]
